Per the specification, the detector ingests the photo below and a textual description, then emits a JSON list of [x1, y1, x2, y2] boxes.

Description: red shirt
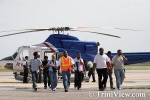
[[106, 57, 111, 70]]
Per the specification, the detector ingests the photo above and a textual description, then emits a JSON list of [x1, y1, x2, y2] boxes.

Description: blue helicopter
[[0, 26, 150, 65]]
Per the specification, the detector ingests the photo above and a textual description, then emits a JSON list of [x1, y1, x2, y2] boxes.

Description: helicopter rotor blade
[[72, 26, 143, 31], [0, 28, 52, 33], [70, 29, 121, 38], [0, 29, 28, 33], [0, 26, 143, 34], [0, 29, 50, 37]]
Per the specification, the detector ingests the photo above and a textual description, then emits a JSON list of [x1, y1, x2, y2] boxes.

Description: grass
[[0, 68, 13, 72], [125, 66, 150, 70], [125, 62, 150, 70], [128, 62, 150, 66], [124, 85, 150, 89]]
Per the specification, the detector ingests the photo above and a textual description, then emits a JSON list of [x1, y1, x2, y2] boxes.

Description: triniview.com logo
[[88, 91, 146, 98]]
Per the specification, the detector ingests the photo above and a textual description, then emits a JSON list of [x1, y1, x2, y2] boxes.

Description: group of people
[[23, 48, 127, 92], [23, 52, 59, 91], [93, 48, 127, 91]]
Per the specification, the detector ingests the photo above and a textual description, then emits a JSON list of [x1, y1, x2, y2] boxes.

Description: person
[[93, 48, 109, 91], [84, 60, 96, 82], [81, 62, 86, 82], [112, 49, 127, 90], [47, 54, 59, 91], [74, 53, 84, 90], [59, 50, 74, 92], [23, 56, 29, 83], [29, 52, 42, 91], [84, 60, 89, 71], [42, 56, 50, 89], [37, 55, 42, 83], [104, 51, 115, 89]]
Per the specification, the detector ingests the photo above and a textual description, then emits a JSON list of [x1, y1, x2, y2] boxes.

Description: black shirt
[[42, 60, 48, 70]]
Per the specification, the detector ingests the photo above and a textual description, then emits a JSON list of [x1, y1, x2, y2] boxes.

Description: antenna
[[84, 33, 91, 41], [29, 42, 32, 46], [22, 39, 28, 46]]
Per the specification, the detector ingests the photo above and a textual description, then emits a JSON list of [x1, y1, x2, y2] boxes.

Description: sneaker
[[118, 88, 121, 90], [74, 86, 77, 89], [52, 88, 56, 91], [78, 88, 81, 90], [111, 87, 115, 89], [99, 88, 104, 91], [65, 90, 68, 92], [44, 86, 47, 89], [104, 87, 107, 90], [34, 88, 37, 91], [49, 85, 51, 88], [92, 81, 96, 82]]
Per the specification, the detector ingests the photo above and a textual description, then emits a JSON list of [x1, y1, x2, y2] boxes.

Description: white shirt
[[47, 60, 59, 72], [29, 58, 42, 72], [23, 60, 28, 68], [93, 53, 108, 69], [58, 56, 75, 67], [74, 58, 84, 72]]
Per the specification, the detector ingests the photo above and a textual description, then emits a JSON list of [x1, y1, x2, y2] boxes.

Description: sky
[[0, 0, 150, 59]]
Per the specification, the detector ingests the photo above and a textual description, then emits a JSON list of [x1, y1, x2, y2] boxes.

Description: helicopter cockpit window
[[57, 52, 63, 60], [12, 52, 18, 60], [44, 51, 56, 60], [12, 47, 21, 59], [19, 50, 29, 61]]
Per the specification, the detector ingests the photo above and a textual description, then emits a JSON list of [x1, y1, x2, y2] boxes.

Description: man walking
[[74, 53, 84, 90], [112, 49, 127, 90], [59, 50, 74, 92], [104, 51, 115, 89], [93, 48, 109, 91], [37, 55, 42, 83], [23, 56, 29, 83], [42, 56, 50, 89], [29, 52, 42, 91], [47, 55, 59, 91]]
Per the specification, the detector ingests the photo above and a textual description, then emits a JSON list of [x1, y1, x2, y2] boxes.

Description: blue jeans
[[62, 70, 71, 90], [104, 70, 114, 88], [114, 69, 125, 89], [49, 71, 58, 90], [31, 71, 38, 88]]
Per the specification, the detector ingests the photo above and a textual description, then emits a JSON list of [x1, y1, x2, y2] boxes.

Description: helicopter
[[0, 26, 150, 80]]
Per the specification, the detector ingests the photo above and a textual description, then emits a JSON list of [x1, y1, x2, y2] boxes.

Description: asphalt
[[0, 70, 150, 100]]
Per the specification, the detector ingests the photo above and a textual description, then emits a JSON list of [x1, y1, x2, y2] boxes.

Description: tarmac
[[0, 70, 150, 100]]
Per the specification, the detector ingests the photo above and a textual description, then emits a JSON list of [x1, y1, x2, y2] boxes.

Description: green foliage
[[124, 85, 150, 89], [125, 66, 150, 70], [128, 62, 150, 66], [0, 68, 12, 72]]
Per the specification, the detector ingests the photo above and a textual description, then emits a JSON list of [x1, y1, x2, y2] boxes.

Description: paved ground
[[0, 70, 150, 100]]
